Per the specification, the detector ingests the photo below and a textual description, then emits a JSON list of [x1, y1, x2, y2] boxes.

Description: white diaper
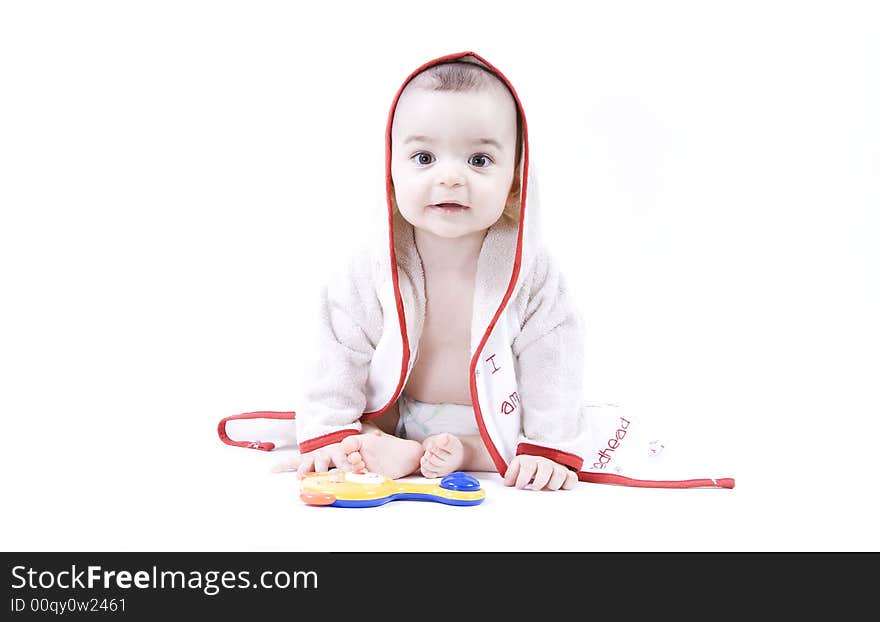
[[396, 394, 480, 443]]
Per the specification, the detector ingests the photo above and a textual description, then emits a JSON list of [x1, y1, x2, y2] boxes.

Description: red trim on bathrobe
[[217, 410, 295, 451], [299, 422, 385, 449], [579, 472, 736, 489], [355, 84, 418, 422], [516, 443, 584, 471], [298, 429, 361, 454]]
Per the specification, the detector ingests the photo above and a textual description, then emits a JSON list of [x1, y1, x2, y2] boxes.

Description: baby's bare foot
[[339, 431, 423, 480], [420, 433, 465, 478]]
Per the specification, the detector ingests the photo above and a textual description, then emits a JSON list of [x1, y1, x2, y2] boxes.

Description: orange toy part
[[299, 490, 336, 505]]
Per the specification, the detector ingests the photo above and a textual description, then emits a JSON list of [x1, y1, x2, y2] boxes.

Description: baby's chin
[[399, 209, 502, 238], [425, 227, 480, 239], [402, 214, 477, 238]]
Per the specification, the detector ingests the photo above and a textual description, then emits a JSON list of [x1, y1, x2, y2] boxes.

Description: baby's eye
[[469, 154, 493, 168], [411, 152, 434, 166]]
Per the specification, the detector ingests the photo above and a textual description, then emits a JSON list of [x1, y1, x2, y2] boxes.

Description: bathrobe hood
[[217, 51, 735, 490]]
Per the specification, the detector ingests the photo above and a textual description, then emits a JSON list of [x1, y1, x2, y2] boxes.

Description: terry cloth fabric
[[216, 50, 735, 490]]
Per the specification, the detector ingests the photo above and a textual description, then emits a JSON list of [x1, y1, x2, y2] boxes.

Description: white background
[[1, 1, 877, 552]]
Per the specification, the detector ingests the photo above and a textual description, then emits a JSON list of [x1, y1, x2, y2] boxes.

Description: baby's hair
[[392, 60, 524, 224]]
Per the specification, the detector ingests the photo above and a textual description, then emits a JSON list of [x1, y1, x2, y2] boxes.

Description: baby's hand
[[503, 455, 577, 491], [294, 442, 353, 479]]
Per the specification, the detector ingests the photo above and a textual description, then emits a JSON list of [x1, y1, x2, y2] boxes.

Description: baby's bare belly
[[403, 271, 475, 406], [403, 342, 472, 405], [403, 324, 472, 405]]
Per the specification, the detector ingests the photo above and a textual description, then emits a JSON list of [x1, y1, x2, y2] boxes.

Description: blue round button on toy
[[439, 471, 481, 491]]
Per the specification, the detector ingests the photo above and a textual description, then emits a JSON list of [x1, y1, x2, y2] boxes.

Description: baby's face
[[391, 86, 518, 240]]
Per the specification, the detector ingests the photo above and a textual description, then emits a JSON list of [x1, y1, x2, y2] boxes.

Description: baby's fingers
[[514, 461, 536, 489], [313, 454, 331, 473], [531, 460, 554, 491], [296, 455, 316, 479], [545, 465, 568, 491], [562, 469, 578, 490], [503, 460, 521, 487]]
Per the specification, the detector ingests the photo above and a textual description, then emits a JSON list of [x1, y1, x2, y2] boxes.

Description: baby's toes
[[423, 433, 452, 458], [425, 448, 449, 468], [432, 433, 455, 454], [420, 455, 439, 478], [339, 445, 365, 470], [347, 452, 366, 470], [339, 436, 365, 464], [339, 435, 361, 455]]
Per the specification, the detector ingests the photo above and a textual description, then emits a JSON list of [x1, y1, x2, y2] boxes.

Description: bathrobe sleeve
[[511, 248, 589, 470], [295, 247, 384, 453]]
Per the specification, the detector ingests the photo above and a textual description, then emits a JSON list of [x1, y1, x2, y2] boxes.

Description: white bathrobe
[[218, 51, 735, 489]]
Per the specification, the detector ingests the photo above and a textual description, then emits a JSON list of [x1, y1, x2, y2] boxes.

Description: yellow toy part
[[299, 470, 485, 507]]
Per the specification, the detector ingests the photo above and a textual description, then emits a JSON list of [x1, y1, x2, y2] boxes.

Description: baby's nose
[[436, 163, 466, 186]]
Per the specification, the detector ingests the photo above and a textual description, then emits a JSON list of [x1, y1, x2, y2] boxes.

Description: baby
[[289, 53, 588, 491]]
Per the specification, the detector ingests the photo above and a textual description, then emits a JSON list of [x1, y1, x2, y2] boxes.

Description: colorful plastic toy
[[299, 470, 485, 508]]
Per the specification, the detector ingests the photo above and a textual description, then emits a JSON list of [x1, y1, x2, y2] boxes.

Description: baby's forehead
[[393, 88, 515, 142], [395, 83, 516, 124]]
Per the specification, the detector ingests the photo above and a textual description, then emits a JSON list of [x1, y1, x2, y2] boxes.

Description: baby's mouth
[[431, 202, 469, 210]]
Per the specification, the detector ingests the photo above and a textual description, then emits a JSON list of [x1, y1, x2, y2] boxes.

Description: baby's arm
[[510, 248, 589, 484], [294, 248, 384, 460]]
